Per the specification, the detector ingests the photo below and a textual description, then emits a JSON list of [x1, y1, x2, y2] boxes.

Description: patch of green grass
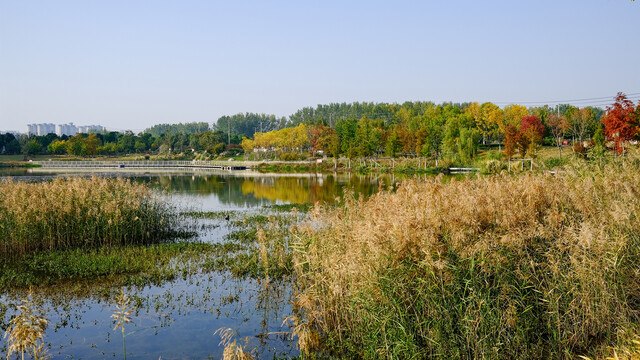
[[256, 164, 327, 173], [265, 203, 314, 213], [241, 214, 270, 225], [226, 229, 258, 244], [202, 249, 293, 279], [183, 210, 237, 220], [204, 212, 298, 281], [0, 161, 42, 168]]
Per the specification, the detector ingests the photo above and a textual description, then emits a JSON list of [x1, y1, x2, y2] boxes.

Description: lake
[[0, 169, 398, 359]]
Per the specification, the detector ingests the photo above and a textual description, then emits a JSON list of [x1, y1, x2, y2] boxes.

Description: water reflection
[[0, 170, 401, 359], [0, 169, 397, 207], [143, 172, 394, 208]]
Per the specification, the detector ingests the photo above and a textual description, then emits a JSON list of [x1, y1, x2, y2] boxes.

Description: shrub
[[542, 156, 570, 170], [482, 159, 506, 174], [279, 152, 304, 161], [207, 143, 226, 155]]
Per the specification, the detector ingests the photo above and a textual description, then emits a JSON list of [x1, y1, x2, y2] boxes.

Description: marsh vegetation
[[2, 162, 639, 358], [1, 172, 384, 359], [0, 177, 183, 259], [289, 157, 640, 359]]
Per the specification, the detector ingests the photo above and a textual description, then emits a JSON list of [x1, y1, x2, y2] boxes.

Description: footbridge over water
[[34, 160, 255, 171]]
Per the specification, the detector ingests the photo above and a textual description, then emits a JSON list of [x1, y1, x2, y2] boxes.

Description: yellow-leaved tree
[[502, 104, 529, 135]]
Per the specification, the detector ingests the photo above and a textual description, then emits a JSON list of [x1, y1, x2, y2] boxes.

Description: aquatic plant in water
[[214, 327, 255, 360], [111, 289, 133, 360], [3, 290, 49, 360], [0, 176, 182, 259]]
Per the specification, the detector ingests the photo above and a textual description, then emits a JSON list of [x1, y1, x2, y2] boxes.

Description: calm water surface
[[0, 169, 400, 359]]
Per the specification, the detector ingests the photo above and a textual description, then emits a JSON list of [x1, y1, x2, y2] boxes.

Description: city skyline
[[25, 122, 105, 137], [1, 1, 639, 132]]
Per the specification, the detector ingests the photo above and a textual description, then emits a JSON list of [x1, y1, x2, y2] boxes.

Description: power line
[[520, 96, 640, 109], [493, 92, 640, 105]]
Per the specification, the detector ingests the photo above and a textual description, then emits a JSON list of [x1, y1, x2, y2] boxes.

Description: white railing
[[34, 160, 254, 169]]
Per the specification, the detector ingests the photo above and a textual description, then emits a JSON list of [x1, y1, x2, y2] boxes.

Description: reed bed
[[291, 159, 640, 359], [0, 177, 181, 259]]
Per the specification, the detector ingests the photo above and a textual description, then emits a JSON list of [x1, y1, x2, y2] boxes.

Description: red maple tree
[[601, 92, 637, 153], [519, 115, 545, 156]]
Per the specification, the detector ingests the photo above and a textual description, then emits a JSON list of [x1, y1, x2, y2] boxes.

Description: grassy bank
[[0, 177, 182, 259], [291, 158, 640, 359]]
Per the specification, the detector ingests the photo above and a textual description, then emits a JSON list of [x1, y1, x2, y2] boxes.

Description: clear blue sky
[[1, 0, 639, 133]]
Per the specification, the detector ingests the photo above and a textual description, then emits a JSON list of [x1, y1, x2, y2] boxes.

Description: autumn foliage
[[503, 116, 545, 158], [601, 92, 638, 152]]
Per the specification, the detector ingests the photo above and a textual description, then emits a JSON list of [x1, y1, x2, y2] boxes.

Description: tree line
[[3, 94, 637, 161], [3, 130, 233, 157], [241, 97, 638, 162]]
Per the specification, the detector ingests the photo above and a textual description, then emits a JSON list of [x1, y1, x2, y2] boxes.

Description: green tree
[[328, 133, 341, 158], [457, 128, 481, 163], [66, 136, 88, 156], [48, 139, 67, 154], [86, 133, 101, 156], [385, 128, 400, 157], [22, 139, 42, 157], [442, 117, 460, 158]]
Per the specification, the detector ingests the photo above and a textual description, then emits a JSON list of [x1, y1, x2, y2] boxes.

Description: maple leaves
[[502, 115, 545, 158], [601, 92, 639, 153]]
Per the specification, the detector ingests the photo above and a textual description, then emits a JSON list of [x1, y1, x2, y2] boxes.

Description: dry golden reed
[[0, 176, 179, 258], [214, 327, 255, 360], [111, 289, 133, 360], [291, 158, 640, 359], [3, 290, 49, 360]]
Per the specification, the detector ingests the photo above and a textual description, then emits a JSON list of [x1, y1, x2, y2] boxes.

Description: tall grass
[[0, 177, 181, 259], [291, 158, 640, 359]]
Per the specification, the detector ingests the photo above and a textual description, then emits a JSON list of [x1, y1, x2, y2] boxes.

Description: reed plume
[[111, 289, 133, 360], [214, 327, 255, 360], [0, 176, 180, 259], [291, 157, 640, 359], [3, 290, 49, 360]]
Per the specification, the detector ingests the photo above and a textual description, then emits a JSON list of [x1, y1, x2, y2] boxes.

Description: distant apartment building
[[26, 124, 37, 135], [26, 123, 105, 137], [37, 123, 56, 136], [56, 123, 77, 137], [77, 125, 105, 134]]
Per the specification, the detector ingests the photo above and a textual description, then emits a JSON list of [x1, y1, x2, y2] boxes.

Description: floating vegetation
[[200, 213, 296, 281], [0, 242, 221, 291], [226, 229, 258, 244], [184, 210, 238, 220]]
